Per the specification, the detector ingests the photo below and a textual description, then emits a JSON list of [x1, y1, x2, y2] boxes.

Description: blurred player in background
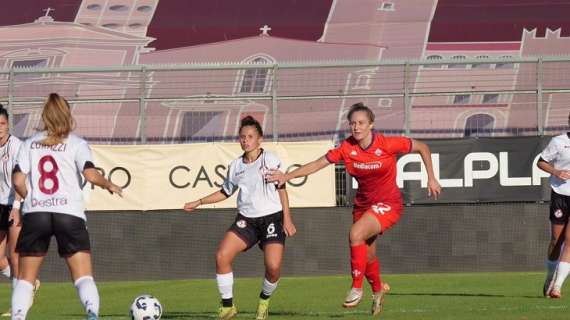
[[268, 102, 441, 316], [0, 104, 39, 318], [184, 116, 296, 320], [11, 93, 122, 320], [538, 111, 570, 299]]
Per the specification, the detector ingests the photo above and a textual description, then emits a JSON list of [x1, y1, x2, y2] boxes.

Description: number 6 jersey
[[16, 132, 93, 220]]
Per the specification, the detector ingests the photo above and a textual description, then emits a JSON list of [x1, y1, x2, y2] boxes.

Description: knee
[[265, 264, 280, 282], [349, 228, 364, 244], [367, 251, 376, 262], [215, 250, 232, 266]]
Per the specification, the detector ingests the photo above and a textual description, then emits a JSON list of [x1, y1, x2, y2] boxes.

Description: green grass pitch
[[1, 272, 568, 319]]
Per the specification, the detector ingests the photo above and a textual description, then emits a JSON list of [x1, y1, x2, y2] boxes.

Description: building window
[[465, 114, 494, 137], [240, 57, 271, 94], [12, 59, 48, 69], [109, 5, 129, 12], [378, 98, 392, 108], [472, 55, 491, 69], [137, 5, 153, 12], [378, 2, 395, 11], [180, 111, 223, 138], [102, 23, 120, 29], [453, 94, 470, 105], [482, 94, 499, 104], [495, 55, 514, 69], [86, 4, 102, 11], [448, 55, 467, 69], [354, 74, 372, 89], [424, 55, 443, 68]]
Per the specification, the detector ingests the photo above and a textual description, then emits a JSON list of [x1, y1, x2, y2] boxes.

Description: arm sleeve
[[325, 144, 344, 164], [221, 161, 238, 197], [540, 138, 559, 163], [385, 136, 413, 155], [15, 140, 31, 175], [75, 140, 94, 171]]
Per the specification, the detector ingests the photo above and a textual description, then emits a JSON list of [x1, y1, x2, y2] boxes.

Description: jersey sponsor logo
[[353, 161, 382, 170], [374, 148, 382, 156], [235, 170, 246, 177], [31, 196, 68, 208], [554, 209, 564, 218], [372, 203, 391, 215], [236, 219, 247, 228]]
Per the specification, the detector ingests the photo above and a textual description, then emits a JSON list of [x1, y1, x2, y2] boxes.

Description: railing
[[1, 56, 569, 144]]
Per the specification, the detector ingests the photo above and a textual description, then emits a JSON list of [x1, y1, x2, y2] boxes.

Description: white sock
[[546, 259, 558, 280], [554, 261, 570, 289], [216, 272, 234, 299], [1, 266, 10, 279], [11, 280, 34, 320], [12, 277, 18, 289], [74, 276, 100, 316], [261, 278, 279, 298]]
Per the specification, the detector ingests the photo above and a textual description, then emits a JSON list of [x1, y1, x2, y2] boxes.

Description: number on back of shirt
[[38, 155, 59, 194]]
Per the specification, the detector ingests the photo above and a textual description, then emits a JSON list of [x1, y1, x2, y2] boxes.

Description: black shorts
[[0, 204, 13, 231], [550, 190, 570, 225], [229, 211, 286, 251], [16, 212, 91, 257]]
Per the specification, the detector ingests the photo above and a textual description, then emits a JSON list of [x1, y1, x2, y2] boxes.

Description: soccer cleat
[[85, 311, 98, 320], [549, 286, 562, 299], [0, 309, 10, 317], [544, 278, 553, 297], [256, 299, 270, 320], [218, 304, 237, 320], [342, 288, 363, 308], [371, 285, 390, 316]]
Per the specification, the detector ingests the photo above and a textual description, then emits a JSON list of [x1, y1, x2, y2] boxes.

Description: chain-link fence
[[1, 56, 569, 144]]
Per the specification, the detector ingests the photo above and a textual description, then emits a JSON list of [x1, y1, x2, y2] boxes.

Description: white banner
[[82, 141, 335, 211]]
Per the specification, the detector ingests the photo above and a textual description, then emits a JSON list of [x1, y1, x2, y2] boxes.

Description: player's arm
[[12, 169, 27, 199], [277, 187, 296, 237], [83, 165, 123, 196], [183, 190, 229, 212], [538, 158, 570, 180], [411, 139, 442, 199], [268, 156, 330, 186]]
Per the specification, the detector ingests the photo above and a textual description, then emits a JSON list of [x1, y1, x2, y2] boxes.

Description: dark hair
[[239, 115, 263, 136], [0, 104, 8, 121], [347, 102, 374, 123]]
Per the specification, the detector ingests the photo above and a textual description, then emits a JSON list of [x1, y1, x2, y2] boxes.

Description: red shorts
[[353, 202, 403, 233]]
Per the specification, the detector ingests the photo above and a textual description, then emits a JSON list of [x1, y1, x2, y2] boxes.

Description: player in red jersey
[[268, 102, 441, 316]]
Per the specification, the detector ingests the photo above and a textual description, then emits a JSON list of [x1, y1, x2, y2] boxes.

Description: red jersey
[[326, 133, 412, 210]]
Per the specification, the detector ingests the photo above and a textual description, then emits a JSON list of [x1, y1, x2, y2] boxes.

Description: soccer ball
[[130, 294, 162, 320]]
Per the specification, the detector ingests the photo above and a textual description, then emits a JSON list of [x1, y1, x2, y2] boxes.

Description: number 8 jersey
[[16, 132, 93, 220]]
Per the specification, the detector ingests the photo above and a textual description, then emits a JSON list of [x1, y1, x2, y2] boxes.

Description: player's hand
[[183, 200, 201, 212], [267, 169, 287, 187], [8, 207, 21, 227], [107, 183, 123, 197], [555, 169, 570, 180], [427, 178, 442, 200], [283, 216, 296, 237]]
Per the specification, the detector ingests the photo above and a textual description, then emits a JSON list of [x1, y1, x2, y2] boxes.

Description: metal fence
[[0, 56, 569, 144]]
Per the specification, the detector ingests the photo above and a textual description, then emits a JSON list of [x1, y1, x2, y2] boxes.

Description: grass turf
[[0, 272, 568, 319]]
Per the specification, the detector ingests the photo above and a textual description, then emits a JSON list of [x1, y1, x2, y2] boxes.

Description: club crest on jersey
[[350, 150, 357, 157], [236, 220, 247, 228], [374, 148, 382, 156], [554, 209, 564, 218]]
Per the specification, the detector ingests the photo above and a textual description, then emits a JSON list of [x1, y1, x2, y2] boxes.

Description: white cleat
[[343, 288, 363, 308]]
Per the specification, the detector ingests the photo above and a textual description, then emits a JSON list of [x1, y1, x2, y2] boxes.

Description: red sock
[[350, 244, 367, 289], [365, 257, 382, 293]]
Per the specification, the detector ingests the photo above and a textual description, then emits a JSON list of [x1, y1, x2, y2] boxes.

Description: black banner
[[349, 136, 553, 204]]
